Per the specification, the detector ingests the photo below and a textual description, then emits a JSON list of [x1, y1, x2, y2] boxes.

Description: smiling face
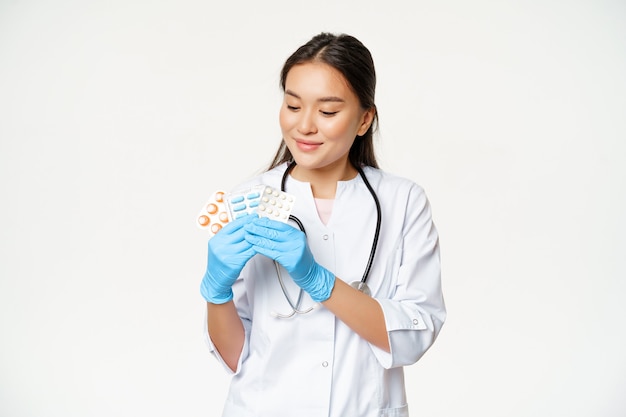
[[279, 61, 375, 181]]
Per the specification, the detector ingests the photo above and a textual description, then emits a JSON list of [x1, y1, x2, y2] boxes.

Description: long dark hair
[[268, 32, 379, 170]]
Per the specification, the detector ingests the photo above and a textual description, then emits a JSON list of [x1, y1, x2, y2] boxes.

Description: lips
[[294, 138, 322, 151]]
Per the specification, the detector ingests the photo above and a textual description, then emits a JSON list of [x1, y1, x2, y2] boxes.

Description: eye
[[286, 104, 300, 111], [320, 110, 338, 117]]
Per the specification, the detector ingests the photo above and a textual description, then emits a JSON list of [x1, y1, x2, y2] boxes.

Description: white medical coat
[[204, 163, 446, 417]]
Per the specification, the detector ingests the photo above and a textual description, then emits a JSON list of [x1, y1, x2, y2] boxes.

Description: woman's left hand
[[244, 216, 335, 302]]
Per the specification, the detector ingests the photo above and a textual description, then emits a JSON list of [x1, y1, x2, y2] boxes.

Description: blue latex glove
[[244, 217, 335, 303], [201, 215, 257, 304]]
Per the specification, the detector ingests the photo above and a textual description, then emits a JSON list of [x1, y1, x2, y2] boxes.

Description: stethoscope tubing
[[356, 164, 382, 286], [271, 161, 382, 318]]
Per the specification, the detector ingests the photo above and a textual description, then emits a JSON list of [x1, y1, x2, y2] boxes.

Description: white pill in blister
[[256, 185, 296, 223]]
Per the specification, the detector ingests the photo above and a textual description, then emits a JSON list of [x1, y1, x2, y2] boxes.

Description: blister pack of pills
[[225, 185, 265, 220], [197, 185, 296, 237], [196, 190, 230, 236], [256, 186, 296, 222]]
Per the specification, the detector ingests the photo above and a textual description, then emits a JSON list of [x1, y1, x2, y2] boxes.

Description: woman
[[201, 32, 446, 417]]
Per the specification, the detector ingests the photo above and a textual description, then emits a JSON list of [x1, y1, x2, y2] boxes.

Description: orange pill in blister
[[206, 203, 218, 215], [197, 189, 230, 237]]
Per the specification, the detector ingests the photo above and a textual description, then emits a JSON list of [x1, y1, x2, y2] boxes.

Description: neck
[[290, 160, 357, 199]]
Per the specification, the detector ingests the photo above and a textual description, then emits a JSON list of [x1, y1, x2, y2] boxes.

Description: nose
[[297, 109, 317, 135]]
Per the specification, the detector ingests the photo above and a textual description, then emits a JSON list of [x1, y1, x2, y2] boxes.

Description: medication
[[257, 186, 296, 222], [225, 185, 265, 220], [196, 190, 230, 236], [197, 185, 296, 237]]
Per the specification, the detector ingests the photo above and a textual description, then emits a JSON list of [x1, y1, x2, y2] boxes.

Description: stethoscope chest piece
[[350, 281, 371, 296]]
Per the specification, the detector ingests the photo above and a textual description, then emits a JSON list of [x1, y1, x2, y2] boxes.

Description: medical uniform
[[204, 163, 446, 417]]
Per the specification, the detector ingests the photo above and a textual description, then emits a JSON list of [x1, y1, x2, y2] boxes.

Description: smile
[[294, 139, 323, 151]]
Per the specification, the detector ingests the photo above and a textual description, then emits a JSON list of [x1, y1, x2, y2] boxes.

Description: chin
[[289, 152, 319, 168]]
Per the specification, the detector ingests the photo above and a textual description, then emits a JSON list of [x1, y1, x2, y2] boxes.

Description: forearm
[[322, 278, 390, 353], [206, 301, 245, 372]]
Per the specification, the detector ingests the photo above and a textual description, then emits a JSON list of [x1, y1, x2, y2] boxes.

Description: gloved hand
[[244, 217, 335, 303], [201, 215, 257, 304]]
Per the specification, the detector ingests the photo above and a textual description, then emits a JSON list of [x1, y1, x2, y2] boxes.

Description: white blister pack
[[256, 186, 296, 222], [196, 190, 230, 237], [225, 185, 265, 220], [197, 185, 296, 237]]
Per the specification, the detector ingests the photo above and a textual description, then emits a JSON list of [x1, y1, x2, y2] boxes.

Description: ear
[[357, 107, 376, 136]]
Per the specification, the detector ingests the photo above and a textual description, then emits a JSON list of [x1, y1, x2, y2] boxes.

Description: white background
[[1, 1, 625, 416]]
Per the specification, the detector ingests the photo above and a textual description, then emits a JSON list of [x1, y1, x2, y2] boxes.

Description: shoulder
[[363, 168, 436, 231], [361, 166, 426, 199]]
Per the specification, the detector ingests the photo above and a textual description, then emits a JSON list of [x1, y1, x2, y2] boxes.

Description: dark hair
[[268, 32, 379, 170]]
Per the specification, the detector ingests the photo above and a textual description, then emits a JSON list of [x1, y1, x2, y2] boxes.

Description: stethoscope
[[271, 161, 382, 319]]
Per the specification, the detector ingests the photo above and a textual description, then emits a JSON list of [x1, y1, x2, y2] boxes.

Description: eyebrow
[[285, 89, 345, 103]]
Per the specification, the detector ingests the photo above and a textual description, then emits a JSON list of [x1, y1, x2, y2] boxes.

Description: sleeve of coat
[[371, 184, 446, 369]]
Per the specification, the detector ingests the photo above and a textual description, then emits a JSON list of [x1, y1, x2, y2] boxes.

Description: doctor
[[200, 32, 446, 417]]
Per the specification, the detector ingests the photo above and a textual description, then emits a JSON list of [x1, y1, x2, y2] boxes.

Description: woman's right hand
[[244, 216, 336, 303], [200, 215, 257, 304]]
